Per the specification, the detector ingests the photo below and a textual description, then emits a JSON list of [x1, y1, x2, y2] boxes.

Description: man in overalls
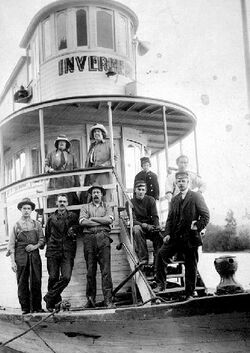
[[8, 198, 45, 314]]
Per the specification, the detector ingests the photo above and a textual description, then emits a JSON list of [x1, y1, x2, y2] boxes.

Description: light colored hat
[[17, 197, 35, 211], [54, 134, 71, 149], [89, 124, 107, 139], [87, 183, 106, 196]]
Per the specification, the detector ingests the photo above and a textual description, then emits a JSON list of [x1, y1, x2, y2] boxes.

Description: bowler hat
[[87, 183, 106, 196], [89, 124, 107, 139], [140, 157, 151, 167], [54, 134, 71, 149], [17, 198, 36, 211]]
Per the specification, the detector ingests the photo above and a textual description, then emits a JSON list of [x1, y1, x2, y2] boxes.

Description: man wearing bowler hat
[[7, 198, 45, 314], [79, 184, 114, 308], [134, 156, 159, 200], [155, 171, 209, 298], [45, 134, 80, 207]]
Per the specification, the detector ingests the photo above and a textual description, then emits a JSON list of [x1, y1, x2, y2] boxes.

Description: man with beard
[[79, 184, 114, 308], [156, 171, 209, 299], [43, 194, 80, 312]]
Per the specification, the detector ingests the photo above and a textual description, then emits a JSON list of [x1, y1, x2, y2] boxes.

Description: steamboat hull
[[0, 293, 250, 353]]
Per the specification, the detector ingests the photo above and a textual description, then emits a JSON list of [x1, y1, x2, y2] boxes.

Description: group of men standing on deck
[[7, 124, 210, 314]]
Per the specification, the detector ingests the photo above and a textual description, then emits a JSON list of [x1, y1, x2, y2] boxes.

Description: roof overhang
[[1, 95, 196, 154]]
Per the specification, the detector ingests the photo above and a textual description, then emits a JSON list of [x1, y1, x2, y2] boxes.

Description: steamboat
[[0, 1, 249, 352]]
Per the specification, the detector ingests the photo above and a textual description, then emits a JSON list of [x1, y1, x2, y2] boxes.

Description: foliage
[[202, 223, 250, 252]]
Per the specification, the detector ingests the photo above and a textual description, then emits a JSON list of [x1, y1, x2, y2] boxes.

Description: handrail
[[0, 166, 113, 193], [113, 169, 133, 209]]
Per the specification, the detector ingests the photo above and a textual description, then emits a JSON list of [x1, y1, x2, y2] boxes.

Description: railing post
[[107, 101, 115, 167], [0, 129, 4, 188]]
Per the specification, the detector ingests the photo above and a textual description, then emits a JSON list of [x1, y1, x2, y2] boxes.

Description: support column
[[107, 101, 115, 166], [179, 140, 183, 155], [0, 129, 4, 187], [162, 106, 169, 173], [194, 127, 200, 176], [39, 109, 45, 171]]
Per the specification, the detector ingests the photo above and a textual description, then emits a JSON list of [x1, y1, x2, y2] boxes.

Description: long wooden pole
[[107, 101, 115, 166], [194, 127, 200, 176], [162, 106, 169, 173], [0, 129, 4, 187], [39, 109, 45, 171], [241, 0, 250, 111]]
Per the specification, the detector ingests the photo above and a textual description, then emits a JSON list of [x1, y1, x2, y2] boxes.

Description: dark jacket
[[129, 195, 159, 227], [134, 170, 159, 200], [45, 210, 80, 258], [165, 189, 209, 248]]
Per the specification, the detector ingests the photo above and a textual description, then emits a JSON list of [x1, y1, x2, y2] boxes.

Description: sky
[[0, 0, 250, 225]]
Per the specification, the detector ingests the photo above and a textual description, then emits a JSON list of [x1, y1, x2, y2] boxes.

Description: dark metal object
[[214, 256, 244, 295]]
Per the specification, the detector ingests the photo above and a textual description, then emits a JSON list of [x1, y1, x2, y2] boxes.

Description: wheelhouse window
[[116, 14, 127, 56], [96, 9, 114, 49], [15, 151, 26, 181], [57, 11, 67, 50], [76, 9, 87, 47], [42, 17, 52, 60]]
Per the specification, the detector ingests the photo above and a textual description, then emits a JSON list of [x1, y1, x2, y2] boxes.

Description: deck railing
[[0, 167, 118, 239]]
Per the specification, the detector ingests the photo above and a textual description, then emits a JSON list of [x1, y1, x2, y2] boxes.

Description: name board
[[58, 55, 132, 77]]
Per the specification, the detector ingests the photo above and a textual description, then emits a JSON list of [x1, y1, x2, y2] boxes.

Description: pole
[[107, 101, 115, 166], [0, 129, 4, 187], [162, 106, 169, 173], [241, 0, 250, 111], [194, 127, 200, 176], [39, 109, 45, 171]]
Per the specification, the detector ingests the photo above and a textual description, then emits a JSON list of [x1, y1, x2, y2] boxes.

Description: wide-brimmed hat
[[140, 157, 151, 167], [89, 124, 107, 139], [54, 134, 71, 149], [87, 183, 106, 196], [17, 198, 36, 211]]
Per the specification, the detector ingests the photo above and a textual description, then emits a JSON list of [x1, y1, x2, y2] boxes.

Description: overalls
[[15, 222, 42, 312]]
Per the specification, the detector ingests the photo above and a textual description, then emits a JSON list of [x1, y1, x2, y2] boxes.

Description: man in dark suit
[[155, 171, 210, 299], [134, 157, 159, 200]]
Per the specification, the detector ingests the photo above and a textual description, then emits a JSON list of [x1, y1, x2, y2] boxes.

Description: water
[[198, 251, 250, 293]]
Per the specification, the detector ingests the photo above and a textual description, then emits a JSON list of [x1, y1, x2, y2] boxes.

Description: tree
[[225, 209, 237, 233]]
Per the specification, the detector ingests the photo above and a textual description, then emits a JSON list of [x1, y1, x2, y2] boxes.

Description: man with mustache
[[43, 194, 80, 312], [79, 184, 114, 308], [156, 171, 209, 299]]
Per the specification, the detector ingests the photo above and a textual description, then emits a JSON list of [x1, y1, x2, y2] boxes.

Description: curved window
[[76, 9, 87, 46], [96, 10, 113, 49], [57, 12, 67, 50], [42, 18, 52, 59], [117, 14, 127, 56], [15, 151, 26, 181]]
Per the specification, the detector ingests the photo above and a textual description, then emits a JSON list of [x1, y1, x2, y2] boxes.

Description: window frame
[[95, 7, 115, 51]]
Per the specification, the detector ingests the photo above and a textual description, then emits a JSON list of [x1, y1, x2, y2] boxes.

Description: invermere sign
[[58, 55, 133, 77]]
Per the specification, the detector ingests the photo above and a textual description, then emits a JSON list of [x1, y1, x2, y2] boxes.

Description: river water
[[198, 251, 250, 293]]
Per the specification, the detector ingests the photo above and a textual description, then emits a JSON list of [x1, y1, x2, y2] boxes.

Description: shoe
[[84, 298, 96, 309], [43, 295, 54, 312], [153, 283, 165, 293], [22, 310, 30, 315], [32, 309, 45, 313], [104, 301, 116, 309]]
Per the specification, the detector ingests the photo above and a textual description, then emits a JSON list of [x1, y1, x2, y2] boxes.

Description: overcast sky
[[0, 0, 250, 225]]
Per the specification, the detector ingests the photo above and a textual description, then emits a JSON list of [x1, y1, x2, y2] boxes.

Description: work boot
[[103, 289, 116, 309], [84, 297, 96, 308]]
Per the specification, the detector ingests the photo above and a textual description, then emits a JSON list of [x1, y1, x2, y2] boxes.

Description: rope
[[0, 310, 58, 348], [26, 321, 57, 353]]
